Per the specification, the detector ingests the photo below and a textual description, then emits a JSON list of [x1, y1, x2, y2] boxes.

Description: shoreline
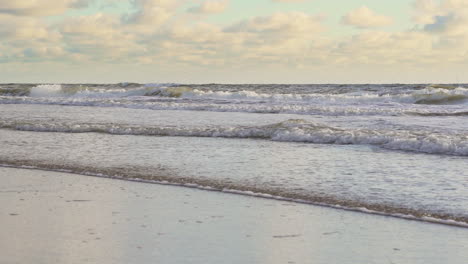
[[2, 166, 467, 264], [1, 163, 467, 229]]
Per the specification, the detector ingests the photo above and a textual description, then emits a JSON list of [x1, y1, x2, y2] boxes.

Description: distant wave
[[168, 86, 468, 106], [28, 84, 152, 98], [0, 83, 178, 98], [407, 111, 468, 116], [2, 88, 468, 118], [1, 84, 467, 106], [140, 85, 468, 106], [1, 97, 466, 117], [1, 84, 467, 119], [412, 88, 468, 105], [1, 119, 466, 156]]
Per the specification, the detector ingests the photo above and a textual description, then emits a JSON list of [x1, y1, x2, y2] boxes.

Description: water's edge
[[1, 162, 467, 229]]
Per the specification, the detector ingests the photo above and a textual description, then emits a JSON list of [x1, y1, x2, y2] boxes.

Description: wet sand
[[1, 167, 467, 264]]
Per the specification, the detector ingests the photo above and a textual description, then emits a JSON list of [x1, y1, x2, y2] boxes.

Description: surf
[[1, 119, 466, 156]]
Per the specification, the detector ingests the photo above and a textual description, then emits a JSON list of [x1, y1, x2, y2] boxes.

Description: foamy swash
[[0, 159, 466, 228], [1, 119, 466, 156]]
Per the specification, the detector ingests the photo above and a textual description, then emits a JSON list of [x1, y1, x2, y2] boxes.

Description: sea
[[0, 83, 467, 227]]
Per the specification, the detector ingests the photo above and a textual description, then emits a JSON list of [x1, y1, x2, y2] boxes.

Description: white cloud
[[188, 1, 228, 14], [0, 14, 54, 40], [0, 0, 87, 16], [414, 0, 468, 36], [226, 12, 324, 35], [272, 0, 309, 3], [333, 31, 438, 65], [271, 0, 309, 3], [129, 12, 329, 67], [169, 23, 225, 43], [342, 6, 393, 28], [412, 0, 440, 24], [3, 0, 468, 82], [60, 13, 144, 60], [0, 13, 65, 63], [123, 0, 178, 28]]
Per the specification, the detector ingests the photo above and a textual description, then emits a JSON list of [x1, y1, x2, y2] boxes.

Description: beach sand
[[1, 166, 467, 264]]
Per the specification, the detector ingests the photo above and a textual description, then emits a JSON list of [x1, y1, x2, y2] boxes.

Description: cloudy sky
[[1, 0, 467, 83]]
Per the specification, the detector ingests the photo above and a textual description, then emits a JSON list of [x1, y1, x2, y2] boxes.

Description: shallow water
[[0, 83, 467, 225]]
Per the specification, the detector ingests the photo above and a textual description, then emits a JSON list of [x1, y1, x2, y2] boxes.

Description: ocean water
[[0, 83, 467, 226]]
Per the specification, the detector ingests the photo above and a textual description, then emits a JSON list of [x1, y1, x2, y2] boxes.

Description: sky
[[1, 0, 468, 83]]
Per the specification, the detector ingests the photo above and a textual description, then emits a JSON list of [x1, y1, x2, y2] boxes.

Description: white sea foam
[[149, 86, 468, 105], [411, 87, 468, 104], [183, 89, 387, 103], [28, 84, 154, 98], [1, 119, 467, 156], [144, 83, 179, 88], [30, 84, 63, 97], [1, 163, 467, 228], [1, 84, 467, 123], [3, 95, 467, 117], [23, 84, 468, 106]]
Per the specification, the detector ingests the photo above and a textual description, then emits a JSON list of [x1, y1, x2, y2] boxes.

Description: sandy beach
[[1, 166, 467, 264]]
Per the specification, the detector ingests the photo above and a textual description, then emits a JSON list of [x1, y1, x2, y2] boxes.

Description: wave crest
[[413, 88, 468, 104], [30, 84, 63, 97], [1, 119, 466, 156], [2, 84, 467, 107], [146, 85, 468, 105], [27, 84, 180, 98]]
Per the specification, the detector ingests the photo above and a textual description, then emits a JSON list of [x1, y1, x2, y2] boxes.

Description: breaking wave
[[30, 84, 63, 97], [412, 87, 468, 105], [188, 87, 468, 105], [1, 84, 467, 106], [1, 84, 467, 118], [28, 84, 153, 98], [1, 119, 466, 156], [408, 111, 468, 117], [1, 83, 181, 98]]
